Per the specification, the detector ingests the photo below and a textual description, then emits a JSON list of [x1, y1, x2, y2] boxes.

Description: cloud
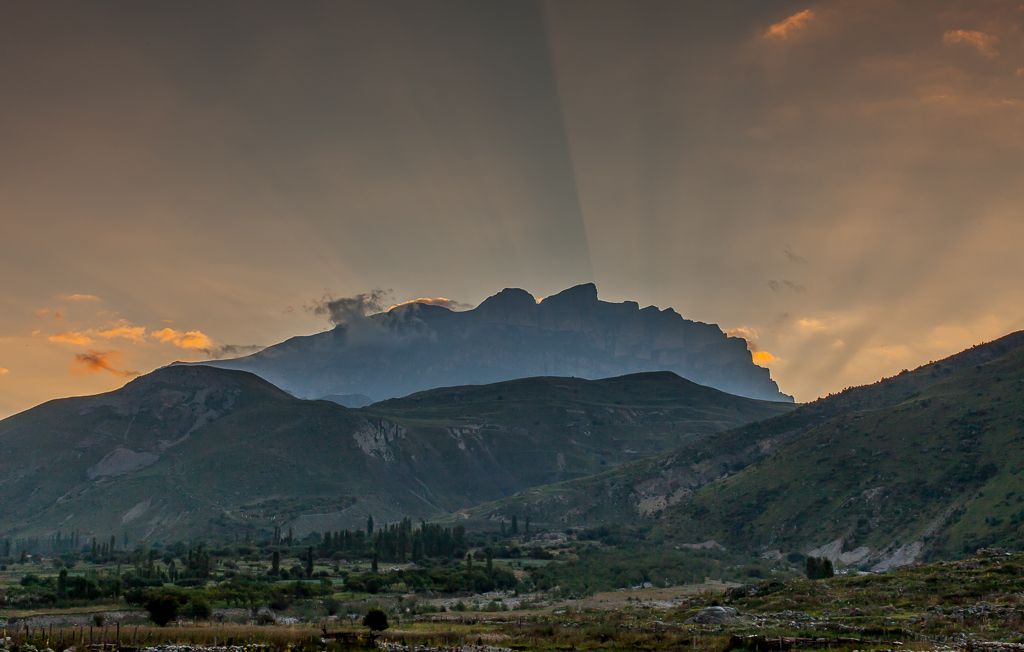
[[35, 308, 62, 320], [387, 296, 471, 311], [768, 279, 806, 293], [725, 326, 760, 342], [796, 317, 830, 332], [59, 293, 101, 302], [96, 323, 147, 343], [1017, 67, 1024, 77], [727, 326, 776, 368], [783, 247, 807, 264], [48, 331, 94, 346], [72, 350, 138, 377], [764, 9, 815, 41], [0, 367, 9, 376], [207, 343, 263, 358], [942, 29, 999, 58], [309, 290, 389, 326], [151, 327, 214, 350], [752, 350, 777, 365]]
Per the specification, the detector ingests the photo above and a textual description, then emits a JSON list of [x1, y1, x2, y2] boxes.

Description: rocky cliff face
[[209, 283, 791, 402]]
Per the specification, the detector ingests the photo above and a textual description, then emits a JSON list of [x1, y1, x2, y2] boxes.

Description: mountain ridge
[[202, 283, 792, 403], [0, 365, 791, 542]]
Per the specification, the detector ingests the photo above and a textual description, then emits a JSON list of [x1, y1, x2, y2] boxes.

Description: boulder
[[688, 605, 739, 624]]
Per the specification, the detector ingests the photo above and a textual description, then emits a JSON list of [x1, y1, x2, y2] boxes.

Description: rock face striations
[[208, 283, 791, 402]]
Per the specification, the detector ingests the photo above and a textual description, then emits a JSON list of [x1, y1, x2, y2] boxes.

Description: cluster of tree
[[343, 561, 517, 594], [124, 588, 211, 626], [314, 517, 468, 563], [805, 556, 835, 579], [498, 515, 530, 537], [12, 570, 121, 607]]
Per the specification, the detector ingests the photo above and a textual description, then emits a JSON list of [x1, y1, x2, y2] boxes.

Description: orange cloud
[[764, 9, 815, 41], [942, 30, 999, 58], [0, 367, 9, 376], [151, 327, 214, 350], [48, 331, 95, 346], [59, 293, 101, 302], [72, 350, 138, 378], [752, 351, 777, 365], [96, 323, 147, 343]]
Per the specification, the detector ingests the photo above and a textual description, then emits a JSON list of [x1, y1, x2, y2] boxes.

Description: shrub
[[182, 596, 212, 620], [145, 592, 183, 626], [363, 608, 389, 631]]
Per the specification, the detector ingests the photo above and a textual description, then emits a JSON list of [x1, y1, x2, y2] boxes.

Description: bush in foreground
[[363, 608, 389, 631]]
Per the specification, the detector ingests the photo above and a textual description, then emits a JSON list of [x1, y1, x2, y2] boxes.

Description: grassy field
[[5, 550, 1024, 650]]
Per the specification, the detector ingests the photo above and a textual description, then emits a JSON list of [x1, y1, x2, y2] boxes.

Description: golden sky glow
[[1, 0, 1023, 417]]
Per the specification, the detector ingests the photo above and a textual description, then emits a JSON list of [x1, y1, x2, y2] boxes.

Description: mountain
[[0, 365, 790, 542], [465, 331, 1024, 569], [203, 283, 792, 402]]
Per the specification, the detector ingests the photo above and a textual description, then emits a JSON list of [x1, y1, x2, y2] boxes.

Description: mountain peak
[[208, 283, 792, 402], [474, 287, 538, 323], [540, 282, 598, 306]]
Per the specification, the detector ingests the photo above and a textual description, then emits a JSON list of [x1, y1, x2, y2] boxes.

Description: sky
[[2, 0, 1023, 417]]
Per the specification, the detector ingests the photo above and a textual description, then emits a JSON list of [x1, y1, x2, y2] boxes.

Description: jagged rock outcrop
[[207, 283, 791, 402]]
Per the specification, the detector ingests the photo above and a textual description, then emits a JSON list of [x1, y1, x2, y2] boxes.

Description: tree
[[182, 597, 211, 620], [805, 556, 834, 580], [56, 568, 68, 600], [367, 514, 374, 538], [306, 546, 314, 577], [371, 553, 378, 574], [145, 592, 182, 626], [511, 515, 519, 535], [271, 550, 280, 576], [362, 608, 389, 631]]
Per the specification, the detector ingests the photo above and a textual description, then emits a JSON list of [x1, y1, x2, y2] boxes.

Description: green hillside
[[467, 332, 1024, 569], [660, 332, 1024, 567], [0, 366, 789, 543]]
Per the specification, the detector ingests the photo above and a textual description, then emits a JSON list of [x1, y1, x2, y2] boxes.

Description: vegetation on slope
[[0, 366, 789, 542], [469, 332, 1024, 569]]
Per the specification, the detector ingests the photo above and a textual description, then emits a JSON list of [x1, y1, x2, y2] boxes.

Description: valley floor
[[5, 550, 1024, 651]]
